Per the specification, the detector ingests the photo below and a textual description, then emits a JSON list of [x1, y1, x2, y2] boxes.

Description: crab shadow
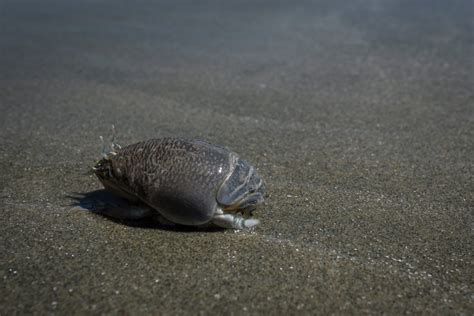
[[67, 189, 225, 233]]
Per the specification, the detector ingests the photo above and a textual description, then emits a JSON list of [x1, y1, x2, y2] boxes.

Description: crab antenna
[[99, 135, 108, 158], [110, 124, 122, 151]]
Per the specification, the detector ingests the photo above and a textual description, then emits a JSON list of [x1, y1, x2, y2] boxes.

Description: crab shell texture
[[94, 138, 265, 226]]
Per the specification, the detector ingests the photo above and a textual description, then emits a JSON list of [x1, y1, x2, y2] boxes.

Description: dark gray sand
[[1, 0, 473, 314]]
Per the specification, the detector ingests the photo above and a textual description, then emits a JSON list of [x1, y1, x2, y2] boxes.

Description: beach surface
[[1, 0, 473, 314]]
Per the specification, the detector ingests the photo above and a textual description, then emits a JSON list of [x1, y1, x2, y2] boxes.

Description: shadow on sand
[[67, 189, 225, 233]]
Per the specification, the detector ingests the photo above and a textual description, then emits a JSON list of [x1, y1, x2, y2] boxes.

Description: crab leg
[[212, 208, 260, 229]]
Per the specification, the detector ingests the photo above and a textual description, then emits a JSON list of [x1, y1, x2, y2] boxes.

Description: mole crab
[[93, 131, 265, 229]]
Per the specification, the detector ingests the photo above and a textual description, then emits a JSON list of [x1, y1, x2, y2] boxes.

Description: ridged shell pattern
[[108, 138, 234, 225]]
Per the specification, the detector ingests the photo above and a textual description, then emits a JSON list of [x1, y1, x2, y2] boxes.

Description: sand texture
[[1, 0, 473, 314]]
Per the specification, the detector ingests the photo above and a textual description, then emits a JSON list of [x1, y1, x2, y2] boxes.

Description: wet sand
[[1, 0, 473, 314]]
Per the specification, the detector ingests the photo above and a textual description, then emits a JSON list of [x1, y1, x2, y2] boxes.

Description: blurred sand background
[[0, 0, 473, 314]]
